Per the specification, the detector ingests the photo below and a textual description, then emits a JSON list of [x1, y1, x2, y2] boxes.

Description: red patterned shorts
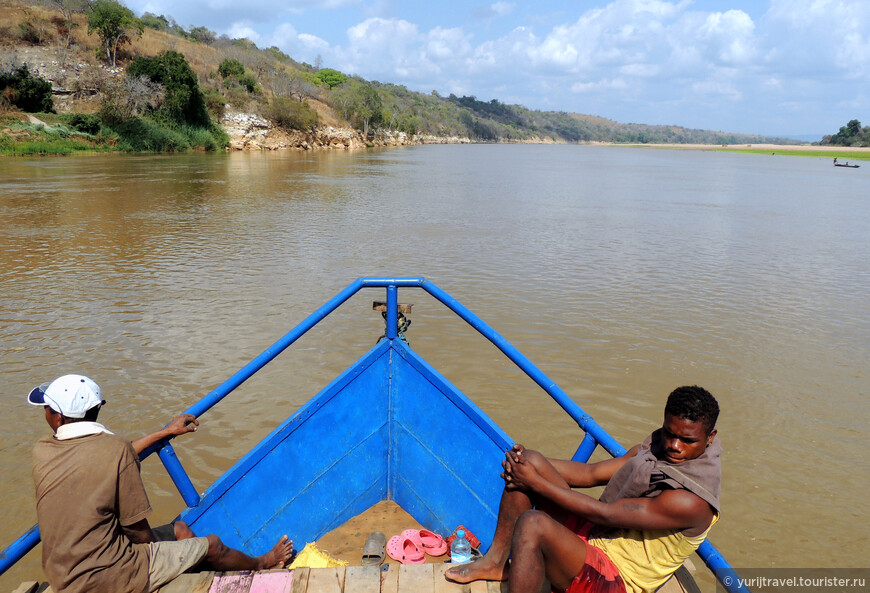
[[563, 516, 626, 593]]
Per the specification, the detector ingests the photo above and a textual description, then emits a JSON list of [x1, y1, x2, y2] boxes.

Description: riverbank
[[625, 142, 870, 160], [219, 109, 474, 151]]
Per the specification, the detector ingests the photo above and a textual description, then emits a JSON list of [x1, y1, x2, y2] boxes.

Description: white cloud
[[227, 22, 261, 43], [762, 0, 870, 76], [298, 33, 331, 53], [265, 23, 331, 59], [339, 18, 426, 78], [571, 78, 629, 93], [426, 27, 473, 61], [130, 0, 870, 134], [491, 2, 516, 17], [698, 10, 756, 65], [346, 17, 419, 46], [691, 79, 742, 101]]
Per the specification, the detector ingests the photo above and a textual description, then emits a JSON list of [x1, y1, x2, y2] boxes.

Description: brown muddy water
[[0, 145, 868, 589]]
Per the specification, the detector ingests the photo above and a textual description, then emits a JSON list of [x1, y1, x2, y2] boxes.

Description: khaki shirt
[[33, 431, 152, 593]]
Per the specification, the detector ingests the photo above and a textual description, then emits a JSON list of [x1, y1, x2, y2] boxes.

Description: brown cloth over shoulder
[[599, 429, 721, 513]]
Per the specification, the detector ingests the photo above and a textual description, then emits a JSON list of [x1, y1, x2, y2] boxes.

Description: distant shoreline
[[611, 142, 870, 159]]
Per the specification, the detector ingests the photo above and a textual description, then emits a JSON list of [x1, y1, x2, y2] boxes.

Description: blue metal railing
[[1, 277, 744, 593]]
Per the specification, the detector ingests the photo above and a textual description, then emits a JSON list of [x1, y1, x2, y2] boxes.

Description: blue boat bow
[[0, 277, 746, 593]]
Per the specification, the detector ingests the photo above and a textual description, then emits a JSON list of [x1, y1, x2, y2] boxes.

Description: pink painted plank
[[208, 572, 255, 593], [250, 571, 294, 593]]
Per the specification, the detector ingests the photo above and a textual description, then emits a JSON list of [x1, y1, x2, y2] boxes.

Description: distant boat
[[833, 158, 860, 168]]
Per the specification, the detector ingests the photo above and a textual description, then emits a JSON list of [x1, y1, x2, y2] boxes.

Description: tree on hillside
[[316, 68, 347, 89], [268, 69, 318, 102], [218, 58, 245, 79], [48, 0, 91, 48], [189, 26, 216, 45], [330, 80, 382, 137], [127, 50, 210, 126], [140, 12, 170, 31], [88, 0, 143, 67]]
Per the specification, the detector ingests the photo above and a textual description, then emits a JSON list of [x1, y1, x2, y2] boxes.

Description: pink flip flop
[[401, 529, 448, 557], [387, 534, 425, 564], [419, 529, 448, 556]]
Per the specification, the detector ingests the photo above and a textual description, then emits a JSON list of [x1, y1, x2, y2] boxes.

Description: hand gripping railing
[[0, 277, 745, 593]]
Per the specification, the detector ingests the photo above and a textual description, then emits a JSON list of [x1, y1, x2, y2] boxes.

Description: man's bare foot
[[444, 558, 508, 583], [261, 535, 295, 569]]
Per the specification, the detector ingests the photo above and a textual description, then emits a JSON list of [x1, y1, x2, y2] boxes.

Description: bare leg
[[173, 521, 195, 540], [203, 534, 295, 571], [172, 521, 294, 570], [508, 510, 588, 593], [445, 450, 573, 583]]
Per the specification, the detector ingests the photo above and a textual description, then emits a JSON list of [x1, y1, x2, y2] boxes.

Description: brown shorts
[[146, 537, 209, 592]]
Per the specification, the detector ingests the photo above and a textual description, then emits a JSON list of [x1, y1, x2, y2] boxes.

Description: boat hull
[[178, 338, 512, 554]]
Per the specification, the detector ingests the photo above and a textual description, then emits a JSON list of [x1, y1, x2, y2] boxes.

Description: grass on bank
[[713, 147, 870, 160], [0, 113, 228, 155]]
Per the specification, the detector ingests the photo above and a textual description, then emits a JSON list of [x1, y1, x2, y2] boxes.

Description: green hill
[[0, 0, 799, 153]]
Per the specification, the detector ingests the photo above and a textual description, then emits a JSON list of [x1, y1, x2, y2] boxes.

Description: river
[[0, 145, 867, 589]]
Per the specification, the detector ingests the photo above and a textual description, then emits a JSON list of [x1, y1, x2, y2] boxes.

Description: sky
[[121, 0, 870, 139]]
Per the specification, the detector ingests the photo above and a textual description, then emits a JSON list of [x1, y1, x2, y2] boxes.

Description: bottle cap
[[457, 529, 465, 537]]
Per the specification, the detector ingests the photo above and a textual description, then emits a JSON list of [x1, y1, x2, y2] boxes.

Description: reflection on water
[[1, 146, 868, 588]]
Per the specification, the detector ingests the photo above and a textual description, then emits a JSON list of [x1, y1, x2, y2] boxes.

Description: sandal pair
[[386, 529, 448, 564]]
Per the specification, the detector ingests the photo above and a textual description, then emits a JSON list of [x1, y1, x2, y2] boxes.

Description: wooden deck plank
[[432, 563, 468, 593], [397, 564, 434, 593], [10, 583, 39, 593], [158, 572, 215, 593], [305, 567, 346, 593], [250, 571, 294, 593], [379, 565, 399, 593], [289, 568, 310, 593], [209, 572, 255, 593], [657, 575, 687, 593], [343, 565, 381, 593], [316, 501, 438, 567]]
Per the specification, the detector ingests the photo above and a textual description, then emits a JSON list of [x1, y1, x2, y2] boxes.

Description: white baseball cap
[[28, 374, 104, 418]]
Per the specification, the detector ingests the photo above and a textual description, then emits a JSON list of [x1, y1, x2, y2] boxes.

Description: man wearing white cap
[[29, 374, 295, 593]]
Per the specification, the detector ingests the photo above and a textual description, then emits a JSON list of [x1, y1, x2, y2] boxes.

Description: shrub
[[127, 51, 209, 126], [107, 116, 190, 151], [218, 58, 245, 79], [0, 65, 54, 113], [202, 89, 226, 120], [262, 97, 319, 131], [224, 87, 248, 109], [189, 26, 216, 45], [238, 74, 258, 94], [64, 113, 102, 135], [18, 19, 53, 45], [97, 78, 132, 124], [141, 13, 170, 31], [176, 123, 227, 151]]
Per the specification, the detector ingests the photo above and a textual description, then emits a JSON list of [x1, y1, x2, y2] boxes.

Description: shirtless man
[[446, 385, 721, 593], [29, 374, 295, 593]]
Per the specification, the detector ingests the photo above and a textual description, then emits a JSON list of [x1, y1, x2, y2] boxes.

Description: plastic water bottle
[[451, 529, 472, 564]]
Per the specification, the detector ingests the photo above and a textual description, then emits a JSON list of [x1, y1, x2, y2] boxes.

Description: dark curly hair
[[665, 385, 719, 435]]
